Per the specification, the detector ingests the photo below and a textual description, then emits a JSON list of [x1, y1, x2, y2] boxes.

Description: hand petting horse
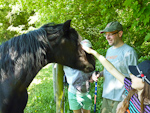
[[0, 20, 95, 113]]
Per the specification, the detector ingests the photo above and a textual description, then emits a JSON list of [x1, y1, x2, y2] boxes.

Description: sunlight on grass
[[30, 79, 42, 85], [24, 63, 56, 113]]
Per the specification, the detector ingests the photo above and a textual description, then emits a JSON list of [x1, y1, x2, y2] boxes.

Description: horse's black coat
[[0, 20, 95, 113]]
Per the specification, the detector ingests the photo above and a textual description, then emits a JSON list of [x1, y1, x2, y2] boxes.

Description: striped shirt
[[124, 77, 150, 113]]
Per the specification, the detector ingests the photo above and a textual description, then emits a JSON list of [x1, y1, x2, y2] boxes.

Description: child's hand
[[82, 46, 93, 54], [89, 71, 101, 82], [89, 77, 94, 83]]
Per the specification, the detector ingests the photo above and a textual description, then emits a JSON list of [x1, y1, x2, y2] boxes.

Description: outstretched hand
[[83, 43, 125, 85], [82, 45, 95, 54]]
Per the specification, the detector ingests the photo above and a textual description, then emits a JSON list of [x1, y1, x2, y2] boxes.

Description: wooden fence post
[[55, 64, 64, 113], [52, 63, 56, 102]]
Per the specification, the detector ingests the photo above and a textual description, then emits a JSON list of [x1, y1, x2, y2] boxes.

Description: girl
[[82, 46, 150, 113]]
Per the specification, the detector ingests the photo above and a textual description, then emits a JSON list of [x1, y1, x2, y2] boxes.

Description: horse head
[[43, 20, 95, 73]]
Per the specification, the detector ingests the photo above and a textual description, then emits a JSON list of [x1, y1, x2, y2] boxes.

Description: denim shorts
[[68, 91, 92, 110]]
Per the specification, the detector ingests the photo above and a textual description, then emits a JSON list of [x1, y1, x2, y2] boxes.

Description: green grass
[[24, 64, 56, 113], [24, 64, 103, 113]]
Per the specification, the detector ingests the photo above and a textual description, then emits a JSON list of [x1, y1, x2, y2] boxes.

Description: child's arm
[[82, 46, 125, 84]]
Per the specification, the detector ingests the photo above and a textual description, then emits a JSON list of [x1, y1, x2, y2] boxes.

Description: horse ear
[[63, 20, 71, 33]]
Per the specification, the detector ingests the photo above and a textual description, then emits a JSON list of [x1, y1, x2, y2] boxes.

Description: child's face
[[130, 74, 144, 91]]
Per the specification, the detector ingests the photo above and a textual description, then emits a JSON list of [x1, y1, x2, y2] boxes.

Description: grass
[[24, 64, 56, 113], [24, 63, 103, 113]]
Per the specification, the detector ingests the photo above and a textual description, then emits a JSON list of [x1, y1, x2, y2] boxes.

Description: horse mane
[[0, 23, 62, 80]]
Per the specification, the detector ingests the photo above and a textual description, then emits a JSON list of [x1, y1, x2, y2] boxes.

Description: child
[[63, 39, 95, 113], [82, 46, 150, 113]]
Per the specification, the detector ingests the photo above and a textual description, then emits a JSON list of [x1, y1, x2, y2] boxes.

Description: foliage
[[1, 0, 150, 112], [1, 0, 150, 61]]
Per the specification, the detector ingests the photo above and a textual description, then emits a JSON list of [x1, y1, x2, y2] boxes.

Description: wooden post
[[56, 64, 64, 113], [52, 63, 56, 102]]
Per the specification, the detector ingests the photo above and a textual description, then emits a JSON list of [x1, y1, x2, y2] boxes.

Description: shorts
[[100, 98, 120, 113], [68, 91, 92, 110]]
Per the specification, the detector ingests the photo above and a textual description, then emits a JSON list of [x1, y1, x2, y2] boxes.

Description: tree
[[1, 0, 150, 61]]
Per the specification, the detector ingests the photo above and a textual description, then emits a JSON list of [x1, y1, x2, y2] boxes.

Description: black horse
[[0, 20, 95, 113]]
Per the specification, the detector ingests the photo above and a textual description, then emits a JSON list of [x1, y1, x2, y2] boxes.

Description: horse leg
[[7, 89, 28, 113], [17, 89, 28, 113]]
